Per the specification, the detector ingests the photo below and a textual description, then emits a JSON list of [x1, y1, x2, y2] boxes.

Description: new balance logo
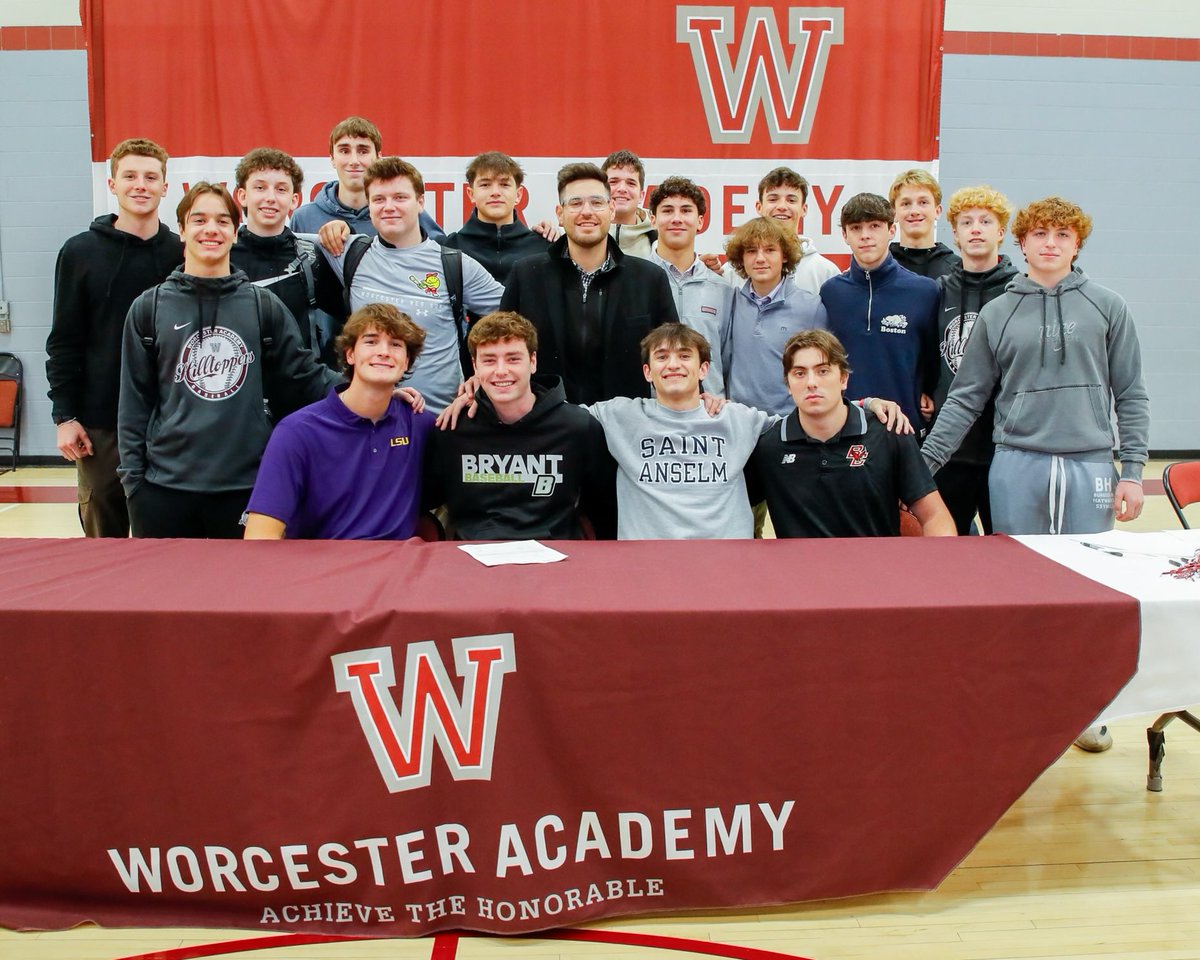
[[676, 5, 844, 144], [332, 635, 516, 793]]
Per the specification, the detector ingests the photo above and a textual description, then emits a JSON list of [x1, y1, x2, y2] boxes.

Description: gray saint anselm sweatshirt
[[584, 398, 772, 539]]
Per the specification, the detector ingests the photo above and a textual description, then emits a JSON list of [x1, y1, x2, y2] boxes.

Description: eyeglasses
[[562, 196, 610, 212]]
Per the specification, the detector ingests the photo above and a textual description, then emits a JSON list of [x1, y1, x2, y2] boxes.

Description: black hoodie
[[46, 216, 183, 428], [889, 241, 960, 281], [441, 211, 550, 284], [424, 375, 615, 539], [118, 269, 339, 496], [930, 255, 1019, 464], [229, 226, 331, 350]]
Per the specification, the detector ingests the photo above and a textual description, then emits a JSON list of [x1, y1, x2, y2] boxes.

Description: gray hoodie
[[921, 267, 1149, 481]]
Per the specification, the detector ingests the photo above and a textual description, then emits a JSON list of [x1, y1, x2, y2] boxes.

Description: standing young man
[[724, 217, 828, 416], [500, 162, 679, 404], [318, 157, 504, 411], [118, 183, 339, 539], [648, 176, 733, 396], [922, 197, 1149, 534], [291, 116, 443, 239], [45, 138, 183, 538], [921, 196, 1150, 754], [888, 169, 959, 279], [820, 193, 940, 432], [929, 185, 1019, 535], [706, 167, 839, 294], [245, 303, 434, 540], [230, 148, 337, 356], [425, 311, 615, 539], [291, 117, 445, 364], [602, 149, 656, 259], [441, 151, 549, 283], [752, 330, 955, 538]]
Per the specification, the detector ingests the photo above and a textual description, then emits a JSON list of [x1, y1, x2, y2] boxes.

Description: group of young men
[[46, 118, 1150, 751], [47, 117, 1148, 560]]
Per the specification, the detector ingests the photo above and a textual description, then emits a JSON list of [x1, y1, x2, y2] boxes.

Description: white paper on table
[[457, 540, 569, 567]]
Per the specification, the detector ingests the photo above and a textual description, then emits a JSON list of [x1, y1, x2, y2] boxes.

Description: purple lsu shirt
[[247, 387, 434, 539]]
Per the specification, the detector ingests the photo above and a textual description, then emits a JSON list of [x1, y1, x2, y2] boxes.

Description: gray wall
[[939, 53, 1200, 452], [0, 50, 92, 459], [2, 48, 1198, 457]]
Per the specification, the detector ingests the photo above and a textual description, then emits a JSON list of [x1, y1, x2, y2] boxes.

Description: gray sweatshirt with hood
[[921, 267, 1149, 481]]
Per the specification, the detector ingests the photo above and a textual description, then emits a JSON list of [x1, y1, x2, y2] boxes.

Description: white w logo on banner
[[331, 635, 516, 793], [676, 5, 844, 144]]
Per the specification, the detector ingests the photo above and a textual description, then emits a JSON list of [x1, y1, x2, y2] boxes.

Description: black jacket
[[499, 236, 679, 403], [931, 255, 1019, 464], [230, 227, 338, 351], [441, 212, 550, 284], [46, 216, 182, 428], [424, 375, 616, 539], [889, 241, 960, 281]]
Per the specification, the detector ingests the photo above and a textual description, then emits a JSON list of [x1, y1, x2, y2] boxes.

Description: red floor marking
[[0, 486, 77, 503], [431, 932, 460, 960], [113, 928, 818, 960], [114, 933, 369, 959]]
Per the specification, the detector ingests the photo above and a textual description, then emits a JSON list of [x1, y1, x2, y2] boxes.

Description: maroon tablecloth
[[0, 536, 1138, 936]]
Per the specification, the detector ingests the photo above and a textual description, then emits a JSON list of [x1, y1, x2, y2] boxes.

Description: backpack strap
[[341, 234, 372, 317], [289, 237, 318, 307], [139, 286, 162, 349], [439, 242, 470, 372], [439, 243, 469, 373]]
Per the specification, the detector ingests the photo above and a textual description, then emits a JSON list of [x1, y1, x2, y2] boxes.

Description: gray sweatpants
[[988, 448, 1117, 535]]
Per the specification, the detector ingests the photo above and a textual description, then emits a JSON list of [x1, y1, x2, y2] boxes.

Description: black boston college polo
[[753, 400, 937, 538]]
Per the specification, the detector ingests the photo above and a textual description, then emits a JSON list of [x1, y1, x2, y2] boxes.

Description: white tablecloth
[[1016, 530, 1200, 722]]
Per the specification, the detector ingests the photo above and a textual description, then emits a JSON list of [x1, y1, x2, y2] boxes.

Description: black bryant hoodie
[[889, 240, 960, 281], [929, 254, 1019, 464], [46, 215, 183, 428], [424, 374, 616, 540]]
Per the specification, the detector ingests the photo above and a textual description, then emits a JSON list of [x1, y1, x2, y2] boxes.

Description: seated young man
[[586, 323, 773, 540], [752, 329, 955, 538], [425, 311, 615, 539], [244, 303, 435, 540]]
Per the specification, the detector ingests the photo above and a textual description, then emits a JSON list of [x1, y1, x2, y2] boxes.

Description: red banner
[[1, 537, 1135, 937], [83, 0, 943, 162]]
